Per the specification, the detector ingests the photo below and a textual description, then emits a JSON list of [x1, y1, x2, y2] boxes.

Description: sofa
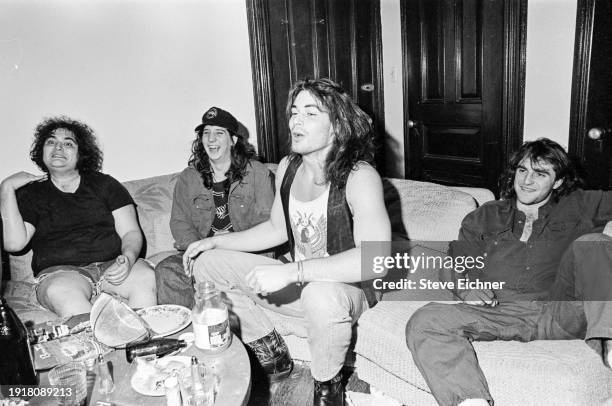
[[2, 168, 611, 406]]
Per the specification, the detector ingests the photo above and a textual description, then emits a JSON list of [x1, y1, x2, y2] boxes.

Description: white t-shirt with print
[[288, 186, 330, 261]]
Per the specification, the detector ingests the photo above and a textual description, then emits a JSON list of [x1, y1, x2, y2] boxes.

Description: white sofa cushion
[[355, 300, 612, 406], [383, 178, 477, 241]]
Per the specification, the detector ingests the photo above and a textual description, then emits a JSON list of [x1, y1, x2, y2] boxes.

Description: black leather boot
[[245, 329, 293, 382], [313, 371, 344, 406]]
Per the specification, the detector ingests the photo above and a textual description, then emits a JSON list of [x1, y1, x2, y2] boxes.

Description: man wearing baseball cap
[[154, 106, 278, 369]]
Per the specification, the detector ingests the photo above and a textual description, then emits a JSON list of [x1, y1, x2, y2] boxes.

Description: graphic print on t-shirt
[[290, 210, 327, 259], [209, 182, 233, 235], [288, 185, 330, 261]]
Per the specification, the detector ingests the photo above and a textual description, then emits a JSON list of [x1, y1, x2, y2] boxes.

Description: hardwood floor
[[247, 362, 370, 406]]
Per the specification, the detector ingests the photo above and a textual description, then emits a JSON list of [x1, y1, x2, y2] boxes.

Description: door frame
[[568, 0, 594, 158], [400, 0, 528, 180], [246, 0, 385, 164], [246, 0, 277, 162]]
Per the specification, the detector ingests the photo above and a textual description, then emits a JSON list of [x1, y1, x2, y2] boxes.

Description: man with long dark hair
[[183, 79, 391, 405], [154, 107, 274, 307], [0, 116, 156, 316], [406, 138, 612, 406]]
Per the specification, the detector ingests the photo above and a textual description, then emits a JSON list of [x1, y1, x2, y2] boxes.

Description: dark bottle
[[125, 338, 187, 363], [0, 297, 38, 394]]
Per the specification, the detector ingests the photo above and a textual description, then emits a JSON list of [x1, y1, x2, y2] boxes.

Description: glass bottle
[[97, 354, 115, 395], [192, 281, 231, 354], [125, 338, 187, 363], [164, 373, 182, 406], [0, 297, 38, 395]]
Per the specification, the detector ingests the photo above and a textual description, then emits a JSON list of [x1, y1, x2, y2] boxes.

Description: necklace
[[51, 174, 81, 192]]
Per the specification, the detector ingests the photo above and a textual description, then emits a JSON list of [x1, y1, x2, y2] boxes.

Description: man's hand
[[245, 264, 297, 296], [460, 289, 498, 307], [103, 255, 132, 285], [1, 172, 47, 193], [183, 238, 216, 276]]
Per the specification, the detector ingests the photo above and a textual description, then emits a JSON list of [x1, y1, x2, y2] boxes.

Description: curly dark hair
[[499, 138, 584, 201], [285, 78, 375, 188], [188, 123, 257, 190], [30, 116, 103, 173]]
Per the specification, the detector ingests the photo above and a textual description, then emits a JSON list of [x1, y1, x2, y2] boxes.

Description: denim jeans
[[192, 249, 370, 381]]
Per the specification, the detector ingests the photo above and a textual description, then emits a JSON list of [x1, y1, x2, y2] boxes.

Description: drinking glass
[[177, 364, 216, 406], [48, 361, 88, 405]]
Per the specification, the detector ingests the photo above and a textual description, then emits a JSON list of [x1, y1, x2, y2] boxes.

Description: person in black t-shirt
[[0, 116, 156, 317]]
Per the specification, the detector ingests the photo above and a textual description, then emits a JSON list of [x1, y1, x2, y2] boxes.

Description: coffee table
[[89, 329, 251, 406], [32, 314, 250, 406]]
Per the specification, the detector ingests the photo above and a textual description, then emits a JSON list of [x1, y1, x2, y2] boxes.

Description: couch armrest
[[449, 186, 495, 207]]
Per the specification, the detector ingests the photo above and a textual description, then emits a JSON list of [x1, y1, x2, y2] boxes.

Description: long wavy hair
[[285, 78, 375, 189], [30, 116, 103, 173], [499, 138, 584, 201], [188, 126, 256, 190]]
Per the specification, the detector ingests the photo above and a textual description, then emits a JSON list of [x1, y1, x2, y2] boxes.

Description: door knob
[[407, 120, 418, 129], [588, 127, 611, 140]]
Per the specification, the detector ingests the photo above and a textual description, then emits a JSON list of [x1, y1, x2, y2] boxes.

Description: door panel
[[247, 0, 385, 170], [569, 0, 612, 190], [402, 0, 514, 193]]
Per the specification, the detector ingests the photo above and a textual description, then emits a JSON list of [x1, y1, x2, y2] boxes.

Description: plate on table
[[136, 305, 191, 338], [130, 356, 191, 396]]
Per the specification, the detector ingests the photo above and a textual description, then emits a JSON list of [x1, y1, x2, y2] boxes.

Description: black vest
[[280, 155, 378, 306], [280, 155, 355, 259]]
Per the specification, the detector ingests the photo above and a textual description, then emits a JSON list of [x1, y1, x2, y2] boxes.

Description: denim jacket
[[170, 160, 274, 250], [450, 189, 612, 300]]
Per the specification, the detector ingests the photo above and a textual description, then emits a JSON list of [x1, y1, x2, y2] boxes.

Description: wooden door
[[401, 0, 526, 194], [569, 0, 612, 190], [247, 0, 385, 171]]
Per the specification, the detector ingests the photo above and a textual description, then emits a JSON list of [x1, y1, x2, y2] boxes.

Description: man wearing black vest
[[183, 78, 391, 405]]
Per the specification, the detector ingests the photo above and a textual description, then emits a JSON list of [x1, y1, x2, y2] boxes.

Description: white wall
[[0, 0, 256, 182], [523, 0, 577, 148], [379, 0, 578, 176], [0, 0, 579, 183]]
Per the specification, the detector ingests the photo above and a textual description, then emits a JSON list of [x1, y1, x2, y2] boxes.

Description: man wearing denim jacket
[[154, 107, 275, 308], [406, 138, 612, 406]]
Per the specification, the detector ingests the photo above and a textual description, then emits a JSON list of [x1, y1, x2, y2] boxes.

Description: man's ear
[[553, 178, 563, 190]]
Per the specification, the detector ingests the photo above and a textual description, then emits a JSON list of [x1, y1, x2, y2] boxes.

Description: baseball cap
[[194, 106, 239, 134]]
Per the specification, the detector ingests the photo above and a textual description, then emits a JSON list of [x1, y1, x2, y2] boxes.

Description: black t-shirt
[[16, 172, 134, 275], [207, 181, 234, 237]]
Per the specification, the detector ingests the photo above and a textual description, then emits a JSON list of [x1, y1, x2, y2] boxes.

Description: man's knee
[[406, 303, 452, 347], [301, 282, 352, 312], [128, 261, 156, 288], [192, 249, 229, 280], [37, 274, 90, 311], [568, 232, 612, 261]]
